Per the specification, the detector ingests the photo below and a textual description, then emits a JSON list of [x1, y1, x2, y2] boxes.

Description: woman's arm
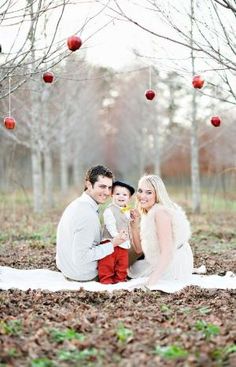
[[147, 209, 174, 286], [129, 209, 142, 254]]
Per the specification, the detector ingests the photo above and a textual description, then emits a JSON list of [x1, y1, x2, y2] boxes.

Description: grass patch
[[116, 323, 133, 343], [160, 304, 172, 314], [197, 306, 212, 315], [0, 319, 22, 336], [58, 347, 100, 362], [49, 328, 85, 343], [194, 320, 220, 340], [211, 344, 236, 363], [31, 358, 54, 367], [154, 345, 188, 359]]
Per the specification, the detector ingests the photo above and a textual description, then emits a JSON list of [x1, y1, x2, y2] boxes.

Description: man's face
[[86, 175, 112, 204]]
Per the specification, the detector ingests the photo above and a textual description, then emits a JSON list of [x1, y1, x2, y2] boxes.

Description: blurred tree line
[[1, 55, 235, 211], [0, 0, 235, 213]]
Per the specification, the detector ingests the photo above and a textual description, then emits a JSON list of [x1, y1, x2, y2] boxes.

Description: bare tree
[[98, 0, 236, 104], [0, 0, 115, 211], [0, 0, 113, 98], [95, 0, 235, 211], [190, 0, 201, 213]]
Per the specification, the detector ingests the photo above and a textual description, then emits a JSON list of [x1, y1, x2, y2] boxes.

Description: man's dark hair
[[85, 165, 113, 187]]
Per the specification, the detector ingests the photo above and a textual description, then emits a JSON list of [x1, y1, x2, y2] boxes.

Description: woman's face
[[137, 180, 157, 211]]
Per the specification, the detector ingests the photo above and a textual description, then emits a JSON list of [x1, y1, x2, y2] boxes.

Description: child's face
[[112, 186, 131, 207]]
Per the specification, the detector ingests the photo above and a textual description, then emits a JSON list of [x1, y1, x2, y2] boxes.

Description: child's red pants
[[98, 246, 128, 284]]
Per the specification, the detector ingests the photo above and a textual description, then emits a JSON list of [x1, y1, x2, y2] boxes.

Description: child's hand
[[112, 230, 128, 247]]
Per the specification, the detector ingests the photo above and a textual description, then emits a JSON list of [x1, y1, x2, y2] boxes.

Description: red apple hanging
[[192, 75, 204, 89], [4, 116, 16, 129], [145, 89, 156, 100], [67, 36, 82, 51], [211, 116, 221, 127], [42, 71, 54, 83]]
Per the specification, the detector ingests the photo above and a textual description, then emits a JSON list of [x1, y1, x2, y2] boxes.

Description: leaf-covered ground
[[0, 207, 236, 367]]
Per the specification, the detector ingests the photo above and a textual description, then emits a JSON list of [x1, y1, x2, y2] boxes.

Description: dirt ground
[[0, 208, 235, 367]]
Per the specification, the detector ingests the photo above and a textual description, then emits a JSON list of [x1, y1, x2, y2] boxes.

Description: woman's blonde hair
[[137, 175, 177, 213]]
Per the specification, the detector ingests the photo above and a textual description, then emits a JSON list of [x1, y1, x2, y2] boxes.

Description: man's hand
[[112, 230, 128, 247]]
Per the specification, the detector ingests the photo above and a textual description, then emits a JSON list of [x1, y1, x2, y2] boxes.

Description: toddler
[[98, 181, 135, 284]]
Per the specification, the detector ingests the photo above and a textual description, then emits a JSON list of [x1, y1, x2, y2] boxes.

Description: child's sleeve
[[103, 208, 119, 238]]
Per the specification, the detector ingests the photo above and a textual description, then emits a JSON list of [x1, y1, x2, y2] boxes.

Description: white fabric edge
[[0, 266, 235, 294]]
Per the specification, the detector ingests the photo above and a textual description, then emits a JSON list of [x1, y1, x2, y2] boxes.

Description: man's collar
[[80, 192, 99, 212]]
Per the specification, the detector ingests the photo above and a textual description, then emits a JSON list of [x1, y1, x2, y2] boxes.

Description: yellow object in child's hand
[[120, 205, 132, 213]]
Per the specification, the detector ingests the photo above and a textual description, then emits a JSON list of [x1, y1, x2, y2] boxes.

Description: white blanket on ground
[[0, 266, 236, 293]]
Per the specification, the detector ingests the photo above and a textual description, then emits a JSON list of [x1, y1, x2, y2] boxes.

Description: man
[[56, 165, 127, 281]]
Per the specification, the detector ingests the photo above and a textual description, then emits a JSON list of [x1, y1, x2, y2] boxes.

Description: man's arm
[[71, 213, 114, 265]]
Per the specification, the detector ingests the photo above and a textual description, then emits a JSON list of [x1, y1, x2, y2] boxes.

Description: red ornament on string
[[4, 116, 16, 129], [42, 71, 54, 83], [67, 36, 82, 51], [211, 116, 221, 127], [145, 89, 156, 100], [192, 75, 204, 89]]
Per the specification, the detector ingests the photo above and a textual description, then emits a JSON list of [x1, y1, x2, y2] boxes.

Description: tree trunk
[[60, 132, 68, 194], [154, 122, 161, 176], [139, 131, 146, 176], [190, 0, 201, 213], [44, 148, 54, 208], [31, 146, 43, 212], [191, 90, 201, 213], [72, 147, 83, 188], [28, 0, 43, 212]]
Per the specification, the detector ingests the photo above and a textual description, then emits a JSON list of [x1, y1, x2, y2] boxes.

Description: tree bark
[[190, 0, 201, 213], [28, 0, 44, 212], [154, 119, 161, 176], [72, 147, 83, 188], [31, 146, 43, 212], [60, 131, 68, 194], [44, 147, 54, 208]]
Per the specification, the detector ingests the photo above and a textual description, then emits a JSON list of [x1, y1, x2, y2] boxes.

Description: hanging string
[[149, 65, 152, 89], [213, 83, 218, 112], [8, 75, 11, 116]]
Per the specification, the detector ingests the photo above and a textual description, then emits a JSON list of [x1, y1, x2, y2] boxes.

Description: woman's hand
[[129, 210, 142, 254], [130, 209, 140, 226]]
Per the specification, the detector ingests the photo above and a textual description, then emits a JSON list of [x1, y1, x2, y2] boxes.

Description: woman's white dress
[[128, 203, 194, 281]]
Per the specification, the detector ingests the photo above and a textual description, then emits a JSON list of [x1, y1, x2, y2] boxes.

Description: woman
[[128, 175, 194, 287]]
